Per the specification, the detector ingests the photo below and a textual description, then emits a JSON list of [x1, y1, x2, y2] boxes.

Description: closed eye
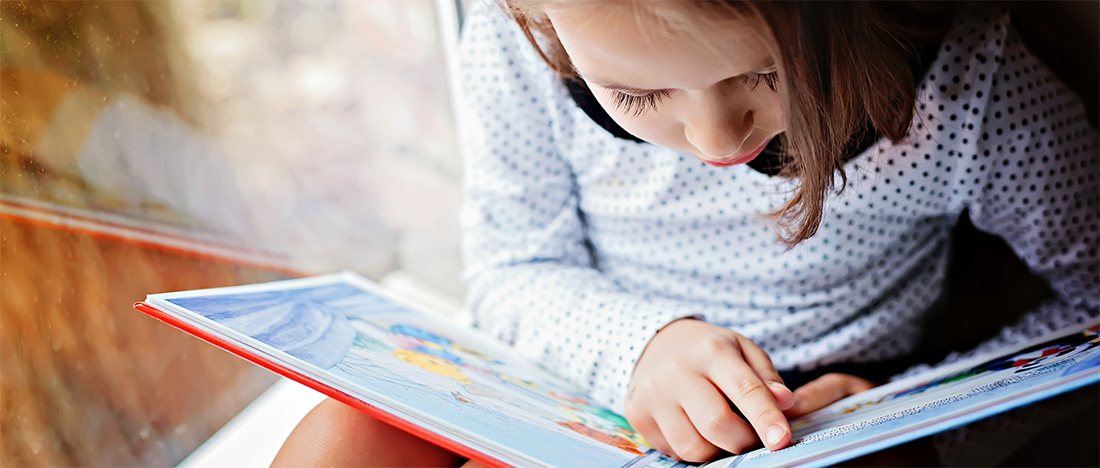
[[607, 69, 778, 116], [610, 90, 672, 117], [741, 70, 779, 91]]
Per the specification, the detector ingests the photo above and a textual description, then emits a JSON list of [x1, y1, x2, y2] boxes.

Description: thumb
[[784, 373, 874, 418]]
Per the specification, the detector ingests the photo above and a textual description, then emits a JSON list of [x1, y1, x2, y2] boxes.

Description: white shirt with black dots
[[458, 0, 1099, 414]]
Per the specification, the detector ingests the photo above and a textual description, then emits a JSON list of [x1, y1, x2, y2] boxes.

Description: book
[[135, 271, 1100, 468]]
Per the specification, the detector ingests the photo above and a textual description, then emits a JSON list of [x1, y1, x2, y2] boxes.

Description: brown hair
[[504, 0, 952, 246]]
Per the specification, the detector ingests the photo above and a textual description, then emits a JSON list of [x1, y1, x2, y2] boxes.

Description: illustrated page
[[147, 273, 685, 468]]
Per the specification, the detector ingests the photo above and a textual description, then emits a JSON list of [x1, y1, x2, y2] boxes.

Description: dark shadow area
[[1001, 385, 1100, 468], [1009, 1, 1099, 127]]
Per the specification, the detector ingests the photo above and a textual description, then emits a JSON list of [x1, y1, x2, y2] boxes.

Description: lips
[[698, 138, 771, 167]]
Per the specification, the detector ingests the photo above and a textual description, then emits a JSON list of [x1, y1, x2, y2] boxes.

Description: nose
[[684, 102, 754, 159]]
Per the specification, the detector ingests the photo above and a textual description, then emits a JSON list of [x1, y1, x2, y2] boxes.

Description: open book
[[135, 272, 1100, 468]]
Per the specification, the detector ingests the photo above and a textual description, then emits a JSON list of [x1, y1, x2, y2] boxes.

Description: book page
[[146, 272, 685, 468], [706, 323, 1100, 468]]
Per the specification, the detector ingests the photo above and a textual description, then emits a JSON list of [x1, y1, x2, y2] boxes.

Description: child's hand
[[625, 319, 797, 462], [783, 373, 875, 418]]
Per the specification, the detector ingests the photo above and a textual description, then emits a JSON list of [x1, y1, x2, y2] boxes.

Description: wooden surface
[[0, 217, 282, 466]]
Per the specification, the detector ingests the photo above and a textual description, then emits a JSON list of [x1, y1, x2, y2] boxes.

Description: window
[[0, 0, 461, 464]]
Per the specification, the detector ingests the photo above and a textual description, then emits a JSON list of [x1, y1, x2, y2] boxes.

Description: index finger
[[738, 338, 796, 411], [707, 352, 791, 451]]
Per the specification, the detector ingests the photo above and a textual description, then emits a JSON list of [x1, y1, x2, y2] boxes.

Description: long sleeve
[[458, 2, 695, 412], [939, 12, 1099, 363]]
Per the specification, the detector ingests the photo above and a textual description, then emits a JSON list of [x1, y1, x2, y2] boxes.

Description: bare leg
[[273, 397, 465, 467]]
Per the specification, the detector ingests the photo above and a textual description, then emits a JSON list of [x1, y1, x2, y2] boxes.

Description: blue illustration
[[168, 284, 364, 369]]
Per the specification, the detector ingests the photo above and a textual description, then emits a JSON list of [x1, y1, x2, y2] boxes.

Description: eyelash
[[742, 71, 780, 93], [611, 90, 672, 117], [610, 71, 780, 116]]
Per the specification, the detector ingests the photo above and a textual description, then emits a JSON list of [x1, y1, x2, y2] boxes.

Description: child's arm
[[457, 2, 798, 460], [459, 0, 690, 412]]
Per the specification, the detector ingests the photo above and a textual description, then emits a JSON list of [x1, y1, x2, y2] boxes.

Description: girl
[[276, 0, 1098, 465]]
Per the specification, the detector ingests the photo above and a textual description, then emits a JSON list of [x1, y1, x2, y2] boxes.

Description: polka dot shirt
[[458, 0, 1099, 413]]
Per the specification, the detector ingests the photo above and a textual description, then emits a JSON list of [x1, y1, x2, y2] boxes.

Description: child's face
[[547, 4, 786, 167]]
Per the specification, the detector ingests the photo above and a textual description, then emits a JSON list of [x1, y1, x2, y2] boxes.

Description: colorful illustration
[[552, 391, 649, 454], [557, 420, 645, 456], [153, 273, 664, 468]]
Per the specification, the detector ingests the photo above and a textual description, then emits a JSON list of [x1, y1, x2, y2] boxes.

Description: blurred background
[[1, 0, 465, 465]]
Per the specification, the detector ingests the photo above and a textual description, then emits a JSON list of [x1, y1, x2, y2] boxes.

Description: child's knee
[[296, 398, 407, 451], [312, 397, 390, 438], [275, 397, 464, 467]]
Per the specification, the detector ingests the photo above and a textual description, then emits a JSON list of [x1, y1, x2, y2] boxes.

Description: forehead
[[545, 2, 772, 91]]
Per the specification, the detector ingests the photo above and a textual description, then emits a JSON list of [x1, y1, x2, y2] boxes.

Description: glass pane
[[1, 0, 459, 465]]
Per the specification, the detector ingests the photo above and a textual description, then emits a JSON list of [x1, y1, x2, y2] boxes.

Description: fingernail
[[765, 425, 786, 446], [768, 381, 792, 394]]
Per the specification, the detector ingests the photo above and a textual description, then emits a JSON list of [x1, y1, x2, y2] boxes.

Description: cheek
[[754, 91, 787, 131], [613, 115, 682, 148]]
